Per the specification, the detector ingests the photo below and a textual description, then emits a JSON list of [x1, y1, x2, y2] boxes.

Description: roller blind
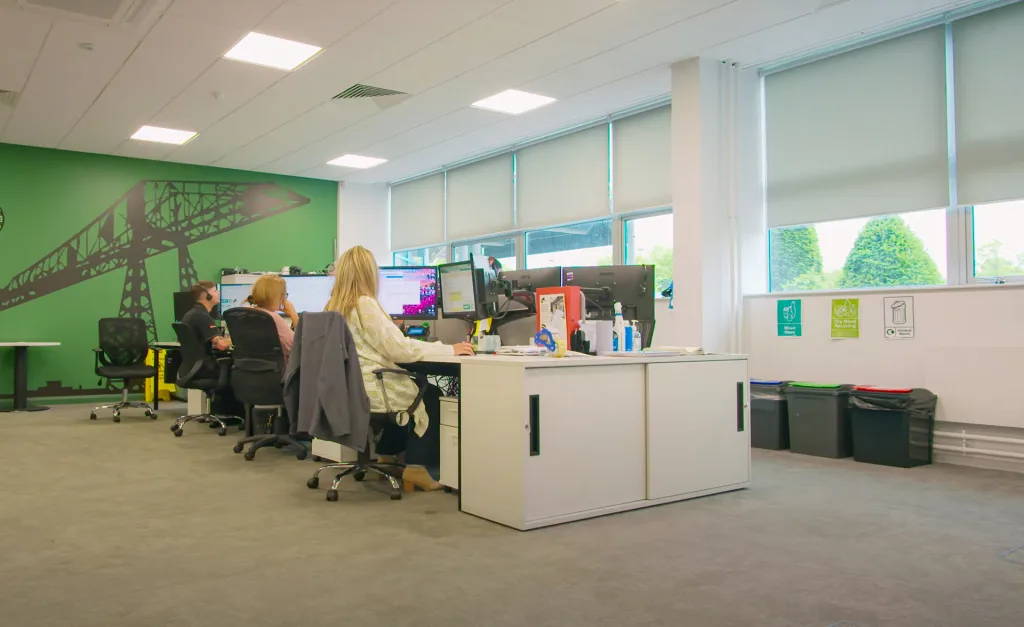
[[613, 106, 671, 213], [516, 124, 610, 229], [389, 173, 445, 250], [765, 27, 949, 228], [953, 2, 1024, 206], [445, 154, 514, 241]]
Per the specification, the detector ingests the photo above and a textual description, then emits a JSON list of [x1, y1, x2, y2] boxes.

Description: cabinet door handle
[[736, 381, 745, 432], [529, 394, 540, 456]]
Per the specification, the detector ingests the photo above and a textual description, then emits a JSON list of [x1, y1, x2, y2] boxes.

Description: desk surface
[[151, 342, 181, 348], [0, 342, 61, 347], [418, 353, 746, 368]]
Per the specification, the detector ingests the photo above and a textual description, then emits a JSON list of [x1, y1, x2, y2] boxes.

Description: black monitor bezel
[[377, 265, 439, 321]]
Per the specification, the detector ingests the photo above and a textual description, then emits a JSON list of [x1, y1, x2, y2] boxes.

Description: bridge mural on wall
[[0, 180, 310, 398]]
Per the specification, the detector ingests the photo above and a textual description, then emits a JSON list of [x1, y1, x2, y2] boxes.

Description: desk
[[408, 353, 751, 530], [0, 342, 61, 412]]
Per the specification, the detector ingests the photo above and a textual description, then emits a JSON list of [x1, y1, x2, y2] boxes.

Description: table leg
[[1, 346, 49, 413]]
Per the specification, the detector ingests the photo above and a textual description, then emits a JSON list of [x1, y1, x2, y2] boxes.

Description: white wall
[[743, 285, 1024, 430], [337, 182, 389, 263]]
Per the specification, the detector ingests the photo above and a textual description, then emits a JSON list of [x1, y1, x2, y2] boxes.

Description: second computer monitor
[[378, 266, 438, 320], [219, 283, 253, 312], [562, 264, 655, 321], [283, 275, 335, 313], [438, 260, 479, 319], [500, 267, 562, 292]]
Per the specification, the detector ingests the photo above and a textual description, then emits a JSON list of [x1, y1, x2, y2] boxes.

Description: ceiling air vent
[[333, 84, 410, 110], [15, 0, 164, 26], [0, 90, 19, 109]]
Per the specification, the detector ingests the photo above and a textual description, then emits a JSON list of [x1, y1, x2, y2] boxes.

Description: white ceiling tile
[[163, 0, 283, 29], [2, 19, 141, 147], [149, 58, 283, 131], [60, 14, 252, 153], [256, 0, 398, 49], [0, 8, 50, 92]]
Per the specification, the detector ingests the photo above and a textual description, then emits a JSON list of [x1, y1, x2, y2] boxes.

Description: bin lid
[[790, 382, 842, 389], [854, 385, 912, 394], [751, 379, 784, 385]]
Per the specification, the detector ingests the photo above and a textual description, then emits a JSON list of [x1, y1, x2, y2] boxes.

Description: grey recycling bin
[[750, 380, 789, 450], [786, 383, 853, 459]]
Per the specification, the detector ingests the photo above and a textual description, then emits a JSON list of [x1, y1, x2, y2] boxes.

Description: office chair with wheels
[[169, 322, 242, 437], [91, 318, 158, 422], [222, 308, 308, 461], [306, 368, 429, 502]]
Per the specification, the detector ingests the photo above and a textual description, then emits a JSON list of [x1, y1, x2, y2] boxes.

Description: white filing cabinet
[[439, 397, 459, 490], [457, 354, 750, 530]]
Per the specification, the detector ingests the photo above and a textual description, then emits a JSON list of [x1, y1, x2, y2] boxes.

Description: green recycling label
[[830, 298, 859, 339]]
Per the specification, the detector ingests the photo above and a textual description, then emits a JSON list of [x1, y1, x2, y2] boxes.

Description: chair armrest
[[93, 348, 113, 369], [215, 356, 232, 389], [372, 368, 429, 416]]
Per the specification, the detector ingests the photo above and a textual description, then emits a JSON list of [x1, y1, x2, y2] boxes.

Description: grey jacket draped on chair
[[283, 311, 371, 451]]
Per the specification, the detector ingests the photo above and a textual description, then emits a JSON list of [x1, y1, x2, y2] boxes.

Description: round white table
[[0, 342, 61, 412]]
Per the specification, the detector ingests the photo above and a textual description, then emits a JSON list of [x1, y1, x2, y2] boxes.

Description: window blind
[[389, 173, 445, 250], [953, 2, 1024, 206], [613, 106, 671, 213], [516, 125, 610, 229], [765, 27, 949, 228], [445, 154, 515, 241]]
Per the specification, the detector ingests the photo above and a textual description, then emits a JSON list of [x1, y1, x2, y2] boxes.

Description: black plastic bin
[[750, 380, 790, 450], [786, 383, 853, 458], [850, 387, 937, 468]]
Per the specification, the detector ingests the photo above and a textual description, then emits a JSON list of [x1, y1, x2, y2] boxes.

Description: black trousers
[[373, 384, 442, 467], [196, 363, 245, 419]]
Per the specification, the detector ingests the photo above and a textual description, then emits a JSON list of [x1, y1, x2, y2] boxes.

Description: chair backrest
[[171, 322, 209, 386], [98, 318, 149, 367], [222, 307, 286, 406]]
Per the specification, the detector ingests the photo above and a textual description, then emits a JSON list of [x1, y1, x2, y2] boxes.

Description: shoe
[[402, 465, 442, 492]]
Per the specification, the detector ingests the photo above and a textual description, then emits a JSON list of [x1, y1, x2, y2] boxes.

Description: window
[[452, 237, 517, 271], [525, 219, 613, 269], [391, 245, 447, 267], [972, 200, 1024, 280], [768, 209, 947, 292], [624, 212, 673, 295]]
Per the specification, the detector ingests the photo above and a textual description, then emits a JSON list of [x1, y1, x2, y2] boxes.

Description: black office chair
[[306, 368, 429, 502], [91, 318, 158, 422], [222, 307, 308, 461], [169, 322, 243, 437]]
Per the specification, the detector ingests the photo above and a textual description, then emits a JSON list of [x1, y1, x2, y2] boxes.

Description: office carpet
[[1, 404, 1022, 627]]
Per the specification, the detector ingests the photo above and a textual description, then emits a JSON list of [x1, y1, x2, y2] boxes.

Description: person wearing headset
[[180, 281, 242, 416]]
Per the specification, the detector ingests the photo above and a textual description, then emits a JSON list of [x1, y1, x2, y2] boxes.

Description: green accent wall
[[0, 143, 337, 400]]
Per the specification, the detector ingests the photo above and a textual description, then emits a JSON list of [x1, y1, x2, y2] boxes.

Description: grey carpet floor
[[1, 403, 1023, 627]]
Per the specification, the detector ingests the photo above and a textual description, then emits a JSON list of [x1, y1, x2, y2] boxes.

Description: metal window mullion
[[944, 21, 969, 286]]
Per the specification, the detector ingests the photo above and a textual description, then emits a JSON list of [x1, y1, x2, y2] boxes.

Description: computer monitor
[[438, 260, 480, 320], [219, 283, 253, 312], [173, 291, 196, 321], [562, 265, 655, 321], [378, 266, 438, 320], [500, 267, 562, 292], [283, 275, 334, 313]]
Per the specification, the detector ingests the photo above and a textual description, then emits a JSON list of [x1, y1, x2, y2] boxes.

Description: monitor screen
[[439, 261, 477, 317], [283, 275, 335, 313], [378, 266, 438, 319], [219, 283, 253, 312]]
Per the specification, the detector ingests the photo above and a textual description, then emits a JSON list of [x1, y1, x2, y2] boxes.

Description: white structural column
[[669, 58, 763, 352], [337, 182, 389, 264]]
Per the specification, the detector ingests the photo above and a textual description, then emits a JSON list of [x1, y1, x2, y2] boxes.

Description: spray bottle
[[612, 302, 626, 352]]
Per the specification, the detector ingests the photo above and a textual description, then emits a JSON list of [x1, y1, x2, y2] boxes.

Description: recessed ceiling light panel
[[130, 125, 197, 145], [327, 154, 388, 169], [224, 32, 322, 71], [471, 89, 556, 115]]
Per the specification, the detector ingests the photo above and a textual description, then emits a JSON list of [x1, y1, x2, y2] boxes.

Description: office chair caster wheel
[[112, 413, 121, 423], [443, 486, 453, 494], [312, 455, 323, 462], [232, 444, 244, 454], [147, 411, 156, 419], [218, 429, 227, 436], [307, 477, 319, 489], [173, 428, 183, 437], [326, 489, 339, 502], [390, 492, 402, 501], [170, 423, 178, 431], [89, 413, 97, 420], [295, 450, 307, 460], [353, 470, 366, 482], [243, 451, 255, 461]]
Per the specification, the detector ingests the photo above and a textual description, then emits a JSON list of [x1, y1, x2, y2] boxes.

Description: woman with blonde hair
[[246, 274, 298, 363], [326, 245, 473, 491]]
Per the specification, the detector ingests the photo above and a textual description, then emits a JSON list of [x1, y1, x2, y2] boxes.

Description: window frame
[[450, 234, 520, 270], [391, 244, 447, 267], [622, 208, 673, 298], [966, 203, 1024, 285], [523, 217, 616, 270]]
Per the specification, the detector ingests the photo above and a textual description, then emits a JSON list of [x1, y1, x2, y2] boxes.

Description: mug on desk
[[478, 335, 501, 354]]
